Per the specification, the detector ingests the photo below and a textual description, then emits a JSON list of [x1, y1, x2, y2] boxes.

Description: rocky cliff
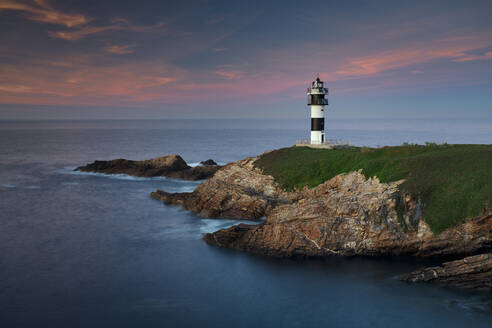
[[150, 154, 492, 290], [399, 253, 492, 292], [151, 157, 296, 219], [76, 154, 220, 180], [151, 155, 491, 259]]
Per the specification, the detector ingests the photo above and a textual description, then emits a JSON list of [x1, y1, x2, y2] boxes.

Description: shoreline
[[77, 148, 492, 293]]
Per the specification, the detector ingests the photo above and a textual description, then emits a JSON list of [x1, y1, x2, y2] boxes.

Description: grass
[[254, 144, 492, 234]]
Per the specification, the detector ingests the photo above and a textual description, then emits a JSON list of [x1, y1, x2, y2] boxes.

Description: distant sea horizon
[[1, 117, 490, 148]]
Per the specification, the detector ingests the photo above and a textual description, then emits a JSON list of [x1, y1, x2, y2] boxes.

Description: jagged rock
[[399, 253, 492, 292], [151, 157, 295, 219], [200, 159, 218, 166], [76, 154, 221, 181], [204, 212, 491, 258]]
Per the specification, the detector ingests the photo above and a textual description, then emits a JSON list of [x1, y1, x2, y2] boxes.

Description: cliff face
[[399, 253, 492, 292], [76, 154, 220, 180], [151, 157, 296, 219], [204, 212, 491, 258], [151, 156, 492, 259]]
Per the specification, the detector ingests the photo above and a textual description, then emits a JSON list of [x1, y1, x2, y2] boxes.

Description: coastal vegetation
[[255, 144, 492, 233]]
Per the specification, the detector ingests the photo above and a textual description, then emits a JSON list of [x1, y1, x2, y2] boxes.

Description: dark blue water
[[1, 119, 491, 328]]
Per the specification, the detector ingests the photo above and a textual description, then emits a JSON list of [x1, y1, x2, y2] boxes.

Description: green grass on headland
[[254, 144, 492, 233]]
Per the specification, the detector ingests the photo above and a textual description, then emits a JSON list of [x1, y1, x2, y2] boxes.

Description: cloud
[[0, 84, 33, 93], [215, 69, 243, 79], [0, 6, 491, 109], [49, 21, 166, 41], [50, 25, 114, 41], [0, 58, 184, 105], [104, 44, 135, 55], [335, 50, 422, 77], [0, 54, 307, 106], [0, 1, 165, 41], [451, 51, 492, 62], [0, 0, 90, 27], [335, 37, 492, 78]]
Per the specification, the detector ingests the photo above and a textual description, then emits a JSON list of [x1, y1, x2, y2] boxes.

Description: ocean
[[1, 118, 491, 327]]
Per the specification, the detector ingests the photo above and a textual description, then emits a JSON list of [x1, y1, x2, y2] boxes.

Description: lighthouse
[[307, 77, 328, 144]]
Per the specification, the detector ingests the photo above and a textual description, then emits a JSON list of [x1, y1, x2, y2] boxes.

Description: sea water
[[0, 118, 491, 328]]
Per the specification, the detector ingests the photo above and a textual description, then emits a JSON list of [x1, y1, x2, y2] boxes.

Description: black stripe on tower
[[308, 94, 326, 105], [311, 118, 324, 131]]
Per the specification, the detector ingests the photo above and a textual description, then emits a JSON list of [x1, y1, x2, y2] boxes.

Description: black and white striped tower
[[307, 77, 328, 144]]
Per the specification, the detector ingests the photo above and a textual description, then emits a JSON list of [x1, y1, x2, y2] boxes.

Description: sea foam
[[199, 217, 265, 234]]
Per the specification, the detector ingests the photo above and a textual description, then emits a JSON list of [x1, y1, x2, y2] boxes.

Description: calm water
[[1, 119, 491, 328]]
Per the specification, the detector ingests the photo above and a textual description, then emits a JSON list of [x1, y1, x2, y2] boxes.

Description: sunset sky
[[0, 0, 491, 119]]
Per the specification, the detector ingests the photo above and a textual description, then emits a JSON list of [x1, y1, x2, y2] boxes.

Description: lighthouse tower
[[307, 77, 328, 144]]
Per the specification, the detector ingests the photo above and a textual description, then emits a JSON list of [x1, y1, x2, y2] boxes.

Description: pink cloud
[[0, 23, 491, 108], [335, 50, 422, 76], [451, 51, 492, 62], [0, 1, 165, 41], [0, 0, 90, 27], [0, 84, 33, 93], [105, 44, 135, 55], [50, 21, 166, 41], [215, 70, 243, 79], [0, 58, 183, 105], [0, 56, 311, 106], [335, 37, 492, 78]]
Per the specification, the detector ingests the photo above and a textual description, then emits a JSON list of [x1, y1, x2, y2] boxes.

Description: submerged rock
[[76, 154, 221, 181], [399, 253, 492, 292]]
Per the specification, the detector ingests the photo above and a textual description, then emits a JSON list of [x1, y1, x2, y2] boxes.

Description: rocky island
[[76, 154, 221, 180], [151, 144, 492, 292]]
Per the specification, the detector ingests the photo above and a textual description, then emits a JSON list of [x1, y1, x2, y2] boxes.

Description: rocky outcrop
[[148, 154, 492, 292], [200, 159, 218, 166], [399, 253, 492, 292], [151, 155, 492, 259], [151, 157, 295, 219], [202, 168, 492, 258], [204, 214, 491, 258], [76, 155, 221, 181]]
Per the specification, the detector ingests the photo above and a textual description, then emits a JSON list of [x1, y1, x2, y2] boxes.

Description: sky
[[0, 0, 491, 119]]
